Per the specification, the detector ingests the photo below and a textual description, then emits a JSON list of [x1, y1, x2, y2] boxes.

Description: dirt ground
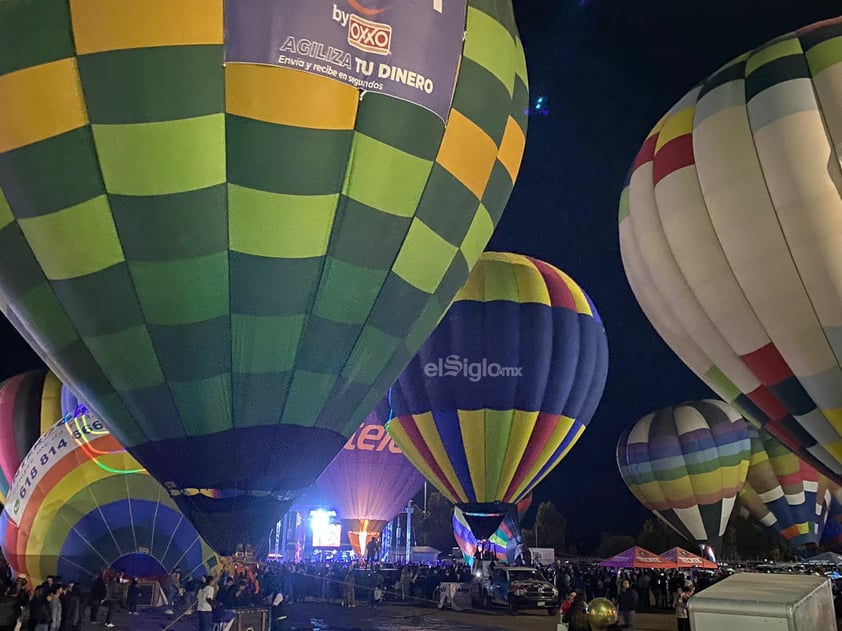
[[95, 601, 678, 631]]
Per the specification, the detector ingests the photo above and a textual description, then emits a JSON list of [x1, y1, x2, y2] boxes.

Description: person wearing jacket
[[0, 585, 20, 631], [563, 595, 591, 631], [88, 573, 106, 624], [126, 578, 140, 615], [617, 579, 639, 630], [675, 583, 694, 631], [29, 586, 51, 631], [60, 582, 81, 631]]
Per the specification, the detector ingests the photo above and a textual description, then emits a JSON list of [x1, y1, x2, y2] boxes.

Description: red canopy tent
[[660, 547, 717, 569], [599, 546, 676, 569]]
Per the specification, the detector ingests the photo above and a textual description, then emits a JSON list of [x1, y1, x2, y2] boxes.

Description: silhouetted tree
[[720, 513, 791, 562], [596, 533, 635, 558], [531, 501, 567, 554], [635, 518, 688, 553], [413, 491, 455, 553]]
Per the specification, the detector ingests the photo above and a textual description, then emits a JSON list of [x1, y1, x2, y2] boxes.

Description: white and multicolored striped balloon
[[620, 17, 842, 487]]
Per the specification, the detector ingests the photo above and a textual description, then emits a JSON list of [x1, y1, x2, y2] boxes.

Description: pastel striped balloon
[[619, 18, 842, 486], [616, 400, 752, 551]]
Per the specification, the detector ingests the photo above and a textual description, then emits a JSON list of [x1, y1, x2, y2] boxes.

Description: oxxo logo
[[424, 355, 524, 382], [332, 4, 392, 55], [344, 424, 402, 453]]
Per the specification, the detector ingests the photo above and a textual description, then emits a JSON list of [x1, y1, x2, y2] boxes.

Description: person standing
[[399, 566, 412, 601], [166, 569, 182, 615], [343, 567, 356, 608], [675, 583, 694, 631], [0, 585, 20, 631], [365, 538, 379, 567], [101, 575, 119, 628], [126, 578, 140, 615], [60, 582, 81, 631], [29, 587, 51, 631], [196, 576, 214, 631], [48, 586, 63, 631], [617, 578, 639, 630], [88, 573, 106, 624]]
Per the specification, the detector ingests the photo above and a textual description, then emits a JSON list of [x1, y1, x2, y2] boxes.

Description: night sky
[[1, 1, 842, 549]]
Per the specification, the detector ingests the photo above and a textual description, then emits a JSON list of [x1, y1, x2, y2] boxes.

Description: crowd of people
[[0, 564, 141, 631], [1, 554, 842, 630]]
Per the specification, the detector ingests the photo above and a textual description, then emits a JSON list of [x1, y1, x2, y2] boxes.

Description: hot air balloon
[[313, 397, 425, 558], [0, 0, 528, 555], [388, 252, 608, 539], [616, 400, 752, 553], [0, 414, 217, 584], [619, 17, 842, 488], [737, 425, 832, 557], [0, 370, 62, 503]]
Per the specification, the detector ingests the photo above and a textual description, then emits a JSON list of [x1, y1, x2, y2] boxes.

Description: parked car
[[483, 566, 559, 615]]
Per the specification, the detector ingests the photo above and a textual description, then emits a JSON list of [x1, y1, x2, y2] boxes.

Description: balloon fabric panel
[[0, 0, 528, 536], [389, 252, 608, 505], [619, 17, 842, 487], [822, 496, 842, 551]]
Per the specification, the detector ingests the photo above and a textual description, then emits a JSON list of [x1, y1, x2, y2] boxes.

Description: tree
[[721, 513, 791, 562], [413, 490, 455, 553], [531, 501, 567, 554], [596, 533, 635, 559], [635, 518, 688, 553]]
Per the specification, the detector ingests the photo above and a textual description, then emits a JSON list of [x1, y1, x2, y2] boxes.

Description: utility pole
[[280, 512, 289, 559], [405, 502, 413, 562]]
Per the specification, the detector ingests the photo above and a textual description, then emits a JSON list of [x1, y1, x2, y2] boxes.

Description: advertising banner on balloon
[[6, 406, 99, 527], [224, 0, 468, 121]]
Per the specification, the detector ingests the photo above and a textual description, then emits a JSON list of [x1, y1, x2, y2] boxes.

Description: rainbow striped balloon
[[617, 400, 752, 551], [0, 416, 217, 583]]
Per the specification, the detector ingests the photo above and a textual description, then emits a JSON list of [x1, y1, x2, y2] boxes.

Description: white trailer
[[688, 573, 834, 630], [529, 547, 556, 565]]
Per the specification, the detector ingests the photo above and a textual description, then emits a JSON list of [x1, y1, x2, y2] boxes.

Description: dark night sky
[[1, 1, 842, 550], [492, 0, 842, 545]]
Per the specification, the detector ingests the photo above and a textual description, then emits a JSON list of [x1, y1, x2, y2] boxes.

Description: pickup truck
[[482, 566, 559, 615]]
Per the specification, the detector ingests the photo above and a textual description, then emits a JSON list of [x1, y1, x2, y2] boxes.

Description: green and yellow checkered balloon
[[0, 0, 528, 553]]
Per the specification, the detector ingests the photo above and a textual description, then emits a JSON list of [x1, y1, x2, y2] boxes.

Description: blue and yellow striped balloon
[[388, 252, 608, 533]]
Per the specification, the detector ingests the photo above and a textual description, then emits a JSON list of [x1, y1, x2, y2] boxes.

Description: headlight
[[513, 589, 526, 596], [552, 587, 559, 596], [476, 572, 482, 577]]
